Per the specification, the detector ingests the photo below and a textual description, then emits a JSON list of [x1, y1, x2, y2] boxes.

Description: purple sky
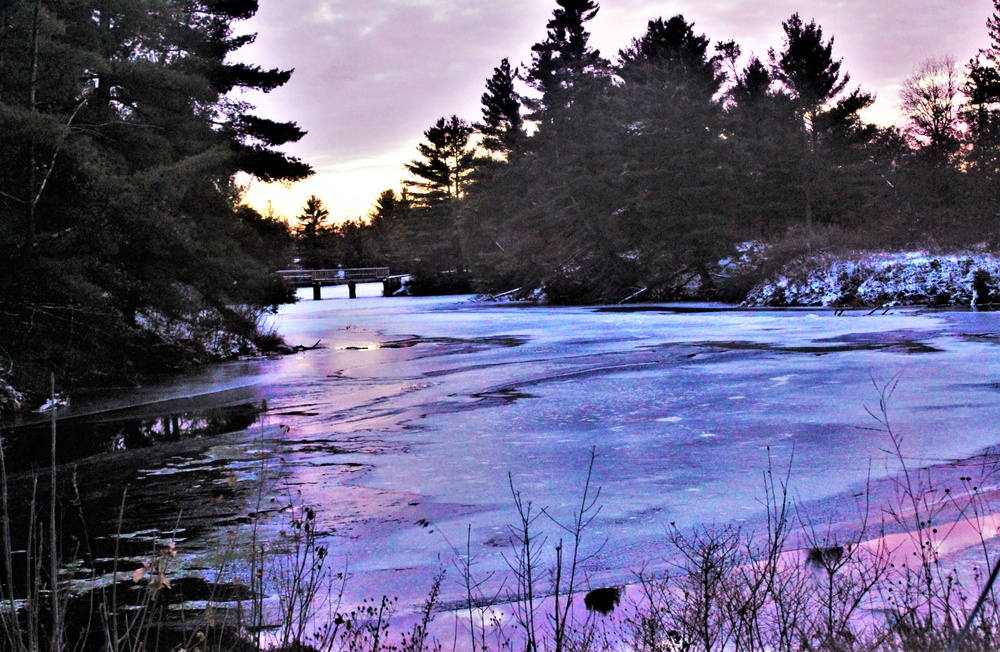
[[235, 0, 995, 222]]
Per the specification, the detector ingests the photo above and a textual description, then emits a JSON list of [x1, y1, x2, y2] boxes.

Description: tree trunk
[[25, 0, 40, 254]]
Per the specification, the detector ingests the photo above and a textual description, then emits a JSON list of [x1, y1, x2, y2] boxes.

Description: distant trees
[[379, 0, 1000, 303]]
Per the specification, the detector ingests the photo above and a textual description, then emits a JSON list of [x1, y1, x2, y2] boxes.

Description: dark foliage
[[0, 0, 309, 397], [476, 58, 524, 157]]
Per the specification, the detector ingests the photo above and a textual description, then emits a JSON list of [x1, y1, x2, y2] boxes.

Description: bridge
[[276, 268, 405, 298]]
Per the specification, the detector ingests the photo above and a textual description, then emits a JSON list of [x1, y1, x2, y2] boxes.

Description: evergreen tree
[[964, 0, 1000, 180], [405, 115, 475, 207], [296, 194, 331, 240], [769, 14, 849, 116], [363, 188, 408, 267], [369, 189, 401, 228], [723, 57, 804, 240], [767, 13, 877, 238], [730, 56, 774, 108], [524, 0, 609, 129], [475, 58, 523, 157], [295, 195, 338, 269], [399, 118, 474, 290], [613, 16, 735, 295], [617, 15, 724, 100], [0, 0, 311, 393]]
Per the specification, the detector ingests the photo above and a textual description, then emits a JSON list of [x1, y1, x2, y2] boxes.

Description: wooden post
[[348, 282, 357, 299], [312, 282, 321, 300]]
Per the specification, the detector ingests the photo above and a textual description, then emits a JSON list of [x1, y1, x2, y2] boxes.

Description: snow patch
[[745, 251, 1000, 307], [35, 394, 69, 413], [0, 378, 24, 414]]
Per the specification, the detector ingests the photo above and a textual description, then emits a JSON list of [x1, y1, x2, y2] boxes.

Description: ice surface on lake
[[249, 286, 1000, 610], [43, 283, 1000, 613]]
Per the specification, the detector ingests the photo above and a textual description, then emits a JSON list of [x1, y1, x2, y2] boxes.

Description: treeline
[[0, 0, 307, 401], [319, 0, 1000, 303]]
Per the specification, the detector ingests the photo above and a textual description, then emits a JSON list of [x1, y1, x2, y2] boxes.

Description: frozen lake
[[8, 283, 1000, 614]]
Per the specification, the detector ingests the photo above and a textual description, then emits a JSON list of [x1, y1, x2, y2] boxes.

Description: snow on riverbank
[[744, 250, 1000, 307]]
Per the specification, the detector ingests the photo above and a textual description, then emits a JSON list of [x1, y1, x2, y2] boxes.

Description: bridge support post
[[312, 282, 321, 301], [382, 277, 402, 296], [348, 282, 357, 299]]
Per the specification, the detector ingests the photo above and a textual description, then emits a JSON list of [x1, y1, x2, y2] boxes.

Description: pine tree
[[368, 189, 401, 228], [723, 57, 805, 240], [964, 0, 1000, 178], [769, 14, 849, 116], [404, 115, 475, 206], [0, 0, 313, 392], [475, 58, 523, 157], [524, 0, 609, 127], [612, 17, 736, 296], [617, 15, 723, 100], [767, 13, 876, 239], [296, 195, 331, 239]]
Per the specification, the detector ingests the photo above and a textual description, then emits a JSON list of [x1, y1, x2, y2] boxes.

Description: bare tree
[[899, 56, 963, 164]]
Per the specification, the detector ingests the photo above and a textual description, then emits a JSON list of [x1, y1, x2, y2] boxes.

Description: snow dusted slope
[[744, 251, 1000, 307]]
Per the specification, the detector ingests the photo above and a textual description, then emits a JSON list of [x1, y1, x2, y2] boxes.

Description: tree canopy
[[0, 0, 309, 396], [271, 0, 1000, 308]]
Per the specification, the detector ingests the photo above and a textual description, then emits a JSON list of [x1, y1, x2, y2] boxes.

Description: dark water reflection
[[1, 403, 261, 473]]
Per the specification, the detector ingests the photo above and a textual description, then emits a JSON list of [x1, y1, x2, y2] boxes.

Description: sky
[[233, 0, 997, 223]]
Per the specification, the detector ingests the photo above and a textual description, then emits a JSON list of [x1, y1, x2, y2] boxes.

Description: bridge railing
[[276, 268, 391, 286]]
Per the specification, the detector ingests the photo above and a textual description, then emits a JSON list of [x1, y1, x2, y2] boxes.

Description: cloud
[[237, 1, 551, 161]]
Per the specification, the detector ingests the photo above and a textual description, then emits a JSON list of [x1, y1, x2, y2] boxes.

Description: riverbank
[[7, 248, 998, 416], [474, 248, 1000, 311], [743, 249, 1000, 308]]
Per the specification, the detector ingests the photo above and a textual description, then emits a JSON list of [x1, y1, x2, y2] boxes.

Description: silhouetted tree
[[964, 0, 1000, 180], [476, 58, 523, 158], [296, 195, 330, 239], [617, 15, 723, 100], [295, 195, 333, 268], [768, 13, 876, 238], [723, 56, 803, 240], [769, 14, 849, 116], [612, 16, 736, 295], [524, 0, 610, 131], [405, 115, 475, 207], [899, 57, 963, 165], [397, 118, 474, 289], [0, 0, 312, 391], [369, 189, 400, 228]]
